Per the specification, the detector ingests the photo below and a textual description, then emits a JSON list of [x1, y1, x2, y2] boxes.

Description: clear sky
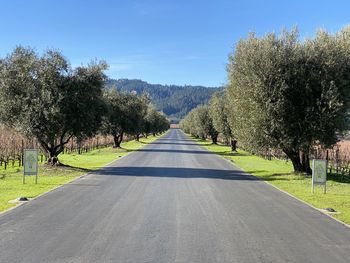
[[1, 0, 349, 86]]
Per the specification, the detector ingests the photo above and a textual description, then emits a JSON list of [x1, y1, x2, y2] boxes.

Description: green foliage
[[144, 105, 170, 135], [102, 89, 170, 147], [209, 92, 232, 143], [122, 92, 148, 138], [226, 27, 350, 173], [0, 47, 107, 162], [180, 105, 218, 143]]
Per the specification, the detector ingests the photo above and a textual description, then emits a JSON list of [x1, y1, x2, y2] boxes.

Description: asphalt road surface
[[0, 129, 350, 263]]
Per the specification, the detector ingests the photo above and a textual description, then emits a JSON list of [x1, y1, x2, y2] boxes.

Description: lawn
[[191, 136, 350, 226], [0, 134, 163, 213]]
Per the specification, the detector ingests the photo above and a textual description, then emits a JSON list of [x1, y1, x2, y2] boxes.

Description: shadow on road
[[91, 166, 261, 181], [149, 142, 203, 146], [136, 148, 222, 155]]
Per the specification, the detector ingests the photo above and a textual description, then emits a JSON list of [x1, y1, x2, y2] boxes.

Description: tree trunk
[[113, 135, 121, 148], [135, 134, 140, 141], [283, 148, 304, 173], [38, 133, 73, 166], [113, 134, 120, 148], [230, 139, 237, 151], [41, 144, 61, 165], [118, 132, 124, 146], [113, 132, 124, 148], [211, 134, 218, 144], [47, 148, 59, 165], [301, 151, 312, 175]]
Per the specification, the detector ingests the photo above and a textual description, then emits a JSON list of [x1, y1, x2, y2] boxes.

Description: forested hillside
[[105, 79, 219, 122]]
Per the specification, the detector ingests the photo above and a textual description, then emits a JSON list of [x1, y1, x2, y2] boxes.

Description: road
[[0, 129, 349, 263]]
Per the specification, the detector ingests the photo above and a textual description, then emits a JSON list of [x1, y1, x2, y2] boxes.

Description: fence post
[[336, 148, 339, 175]]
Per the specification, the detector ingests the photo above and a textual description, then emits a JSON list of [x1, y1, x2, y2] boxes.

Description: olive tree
[[181, 105, 218, 143], [226, 27, 350, 174], [0, 47, 107, 164], [144, 106, 170, 136], [179, 110, 195, 135], [102, 89, 125, 148], [209, 91, 232, 144], [102, 89, 149, 147], [123, 93, 148, 141], [0, 47, 106, 163]]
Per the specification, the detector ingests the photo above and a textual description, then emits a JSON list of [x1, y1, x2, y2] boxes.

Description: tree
[[181, 105, 219, 144], [144, 106, 170, 136], [226, 28, 350, 174], [123, 93, 148, 141], [101, 89, 126, 148], [102, 89, 150, 147], [0, 47, 107, 164], [209, 91, 232, 144], [180, 110, 196, 135]]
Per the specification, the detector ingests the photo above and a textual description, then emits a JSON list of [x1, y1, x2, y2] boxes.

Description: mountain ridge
[[105, 78, 220, 123]]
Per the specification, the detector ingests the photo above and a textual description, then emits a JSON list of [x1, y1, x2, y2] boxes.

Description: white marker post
[[23, 149, 39, 184], [312, 159, 327, 194]]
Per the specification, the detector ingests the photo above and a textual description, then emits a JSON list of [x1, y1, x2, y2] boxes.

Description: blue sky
[[1, 0, 349, 86]]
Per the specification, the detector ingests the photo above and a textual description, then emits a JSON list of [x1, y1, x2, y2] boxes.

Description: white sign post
[[23, 149, 39, 184], [312, 159, 327, 194]]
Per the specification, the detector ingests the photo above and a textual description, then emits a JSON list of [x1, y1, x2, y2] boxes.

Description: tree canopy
[[0, 47, 170, 163], [0, 47, 107, 163], [181, 26, 350, 174], [226, 27, 350, 173], [102, 89, 170, 147], [209, 92, 232, 144], [180, 105, 218, 144]]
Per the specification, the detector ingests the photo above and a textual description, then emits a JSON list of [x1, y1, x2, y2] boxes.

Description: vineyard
[[0, 125, 115, 170], [258, 141, 350, 178], [315, 141, 350, 178], [217, 134, 350, 178]]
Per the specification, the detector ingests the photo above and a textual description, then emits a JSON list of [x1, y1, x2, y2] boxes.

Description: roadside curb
[[0, 133, 168, 218], [185, 133, 350, 230]]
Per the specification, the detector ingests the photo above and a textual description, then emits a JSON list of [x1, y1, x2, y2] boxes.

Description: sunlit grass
[[192, 136, 350, 226], [0, 134, 163, 213]]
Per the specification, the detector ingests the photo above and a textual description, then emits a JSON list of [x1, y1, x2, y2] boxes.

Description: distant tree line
[[0, 47, 170, 165], [181, 27, 350, 174], [105, 78, 219, 122]]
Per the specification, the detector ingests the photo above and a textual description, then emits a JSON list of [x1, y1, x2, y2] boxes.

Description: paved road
[[0, 129, 349, 263]]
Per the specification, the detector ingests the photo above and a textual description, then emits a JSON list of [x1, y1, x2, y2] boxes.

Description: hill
[[105, 79, 219, 123]]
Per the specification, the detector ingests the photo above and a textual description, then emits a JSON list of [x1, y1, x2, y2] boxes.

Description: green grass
[[0, 134, 163, 213], [191, 136, 350, 226]]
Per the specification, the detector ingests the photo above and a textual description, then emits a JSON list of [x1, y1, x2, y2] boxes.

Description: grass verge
[[191, 136, 350, 226], [0, 134, 163, 213]]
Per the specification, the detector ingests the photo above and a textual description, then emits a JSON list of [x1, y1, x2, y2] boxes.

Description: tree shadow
[[55, 163, 93, 173], [327, 173, 350, 184], [262, 173, 295, 181], [215, 151, 251, 157], [90, 166, 261, 181], [136, 148, 218, 155], [150, 142, 205, 146], [110, 147, 136, 153]]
